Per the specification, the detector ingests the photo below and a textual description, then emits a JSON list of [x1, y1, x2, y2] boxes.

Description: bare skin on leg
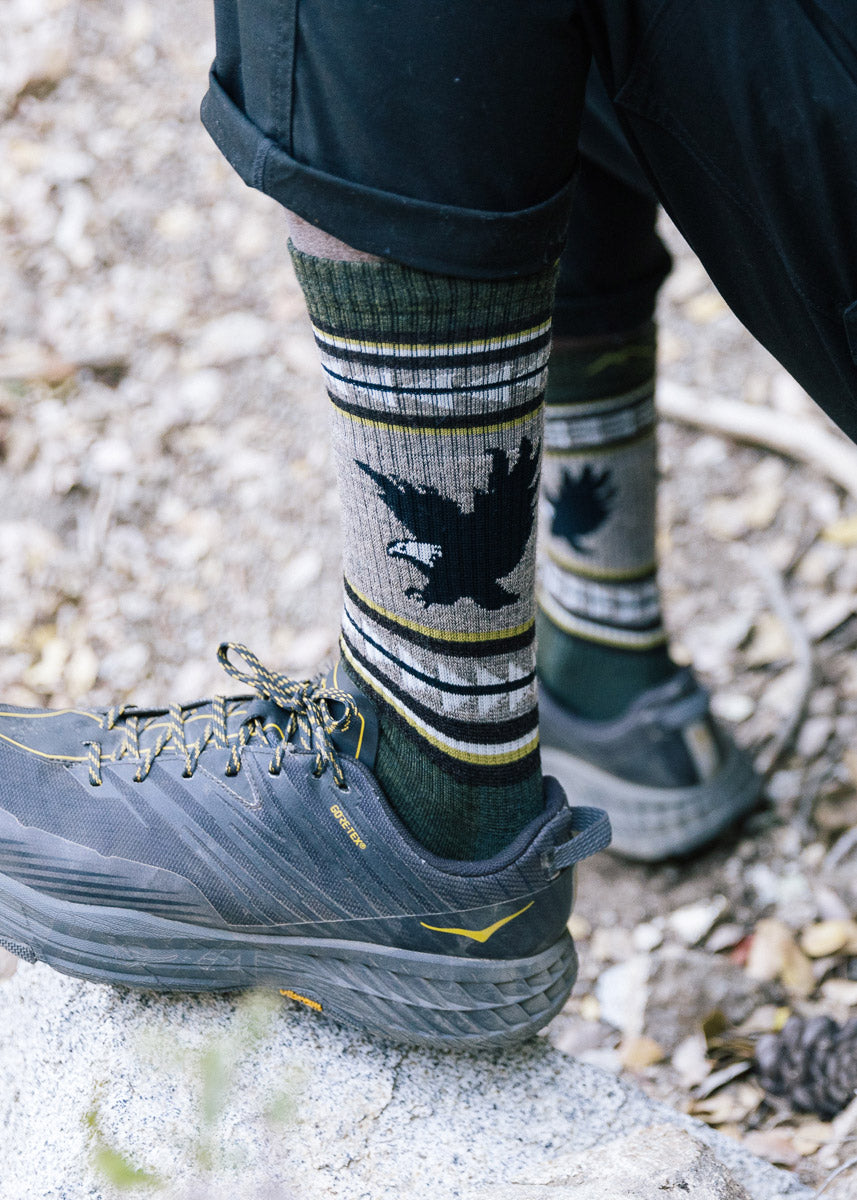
[[285, 212, 382, 263]]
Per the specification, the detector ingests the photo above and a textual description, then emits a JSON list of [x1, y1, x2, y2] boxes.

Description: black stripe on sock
[[343, 608, 536, 696], [341, 632, 538, 744], [542, 606, 664, 635], [323, 360, 546, 401], [376, 702, 542, 787], [328, 388, 544, 432], [343, 580, 536, 657], [315, 330, 553, 373]]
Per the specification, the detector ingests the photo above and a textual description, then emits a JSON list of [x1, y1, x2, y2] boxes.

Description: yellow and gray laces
[[83, 643, 356, 790]]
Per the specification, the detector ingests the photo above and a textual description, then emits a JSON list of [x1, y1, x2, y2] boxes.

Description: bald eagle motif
[[547, 465, 616, 553], [356, 438, 539, 609]]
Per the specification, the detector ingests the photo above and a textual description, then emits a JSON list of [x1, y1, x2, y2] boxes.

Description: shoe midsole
[[0, 865, 575, 990]]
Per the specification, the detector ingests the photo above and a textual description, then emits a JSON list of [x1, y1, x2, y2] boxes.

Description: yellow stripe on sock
[[341, 645, 539, 767], [544, 546, 658, 582], [312, 318, 552, 357], [330, 403, 542, 438], [345, 580, 534, 644]]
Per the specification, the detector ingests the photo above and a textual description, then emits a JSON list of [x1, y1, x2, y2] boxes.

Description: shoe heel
[[281, 931, 579, 1049]]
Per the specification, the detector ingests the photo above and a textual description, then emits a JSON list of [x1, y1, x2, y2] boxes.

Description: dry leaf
[[741, 1130, 801, 1168], [745, 613, 792, 667], [822, 514, 857, 545], [813, 790, 857, 833], [690, 1082, 763, 1126], [800, 920, 857, 959], [791, 1120, 834, 1156], [671, 1034, 711, 1089], [619, 1036, 665, 1071], [578, 994, 600, 1022], [746, 919, 815, 997], [685, 291, 729, 323]]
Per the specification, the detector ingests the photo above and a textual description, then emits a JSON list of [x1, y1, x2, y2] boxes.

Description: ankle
[[537, 609, 677, 722], [373, 711, 544, 861]]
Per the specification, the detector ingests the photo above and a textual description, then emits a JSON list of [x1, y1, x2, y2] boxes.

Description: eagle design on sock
[[356, 438, 539, 610], [547, 464, 616, 553]]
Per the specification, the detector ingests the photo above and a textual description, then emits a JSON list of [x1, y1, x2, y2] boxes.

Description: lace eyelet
[[335, 781, 350, 794]]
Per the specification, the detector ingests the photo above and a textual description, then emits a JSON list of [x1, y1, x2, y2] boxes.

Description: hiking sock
[[290, 247, 556, 860], [537, 323, 676, 721]]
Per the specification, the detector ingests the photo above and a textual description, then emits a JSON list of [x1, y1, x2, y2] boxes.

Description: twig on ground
[[826, 826, 857, 870], [658, 380, 857, 503], [730, 546, 813, 780], [815, 1153, 857, 1198]]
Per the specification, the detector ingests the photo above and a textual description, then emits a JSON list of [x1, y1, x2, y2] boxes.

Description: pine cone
[[755, 1015, 857, 1118]]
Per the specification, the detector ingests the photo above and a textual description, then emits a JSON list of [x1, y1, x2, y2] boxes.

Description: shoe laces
[[84, 643, 357, 790]]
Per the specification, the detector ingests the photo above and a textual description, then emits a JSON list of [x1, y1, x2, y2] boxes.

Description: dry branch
[[658, 380, 857, 503]]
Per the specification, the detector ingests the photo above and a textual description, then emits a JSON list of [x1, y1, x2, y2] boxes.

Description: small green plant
[[84, 1093, 162, 1192], [84, 989, 306, 1196]]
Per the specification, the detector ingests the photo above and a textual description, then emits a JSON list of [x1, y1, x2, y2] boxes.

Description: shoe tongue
[[325, 660, 379, 770]]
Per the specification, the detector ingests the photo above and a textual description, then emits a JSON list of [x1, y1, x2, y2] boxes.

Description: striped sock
[[290, 248, 556, 860], [537, 325, 676, 720]]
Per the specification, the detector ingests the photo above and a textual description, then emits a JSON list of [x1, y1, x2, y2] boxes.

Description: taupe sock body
[[291, 248, 557, 859]]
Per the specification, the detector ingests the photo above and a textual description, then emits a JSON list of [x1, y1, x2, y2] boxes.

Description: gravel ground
[[3, 2, 857, 1194]]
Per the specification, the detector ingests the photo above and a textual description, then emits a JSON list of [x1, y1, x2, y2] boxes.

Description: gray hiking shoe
[[0, 643, 610, 1049], [539, 668, 759, 861]]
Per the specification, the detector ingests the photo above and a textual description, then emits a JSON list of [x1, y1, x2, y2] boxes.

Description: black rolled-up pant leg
[[202, 0, 590, 279], [580, 0, 857, 437], [554, 66, 671, 339]]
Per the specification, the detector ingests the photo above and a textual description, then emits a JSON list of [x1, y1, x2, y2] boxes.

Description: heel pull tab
[[543, 806, 612, 876]]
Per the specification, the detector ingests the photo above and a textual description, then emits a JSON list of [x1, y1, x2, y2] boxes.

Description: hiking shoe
[[539, 668, 759, 861], [0, 644, 609, 1049]]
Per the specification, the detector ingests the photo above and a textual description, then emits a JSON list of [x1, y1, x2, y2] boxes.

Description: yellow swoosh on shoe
[[419, 900, 534, 943]]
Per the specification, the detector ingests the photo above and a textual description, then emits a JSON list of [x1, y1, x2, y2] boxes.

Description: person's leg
[[0, 0, 611, 1048], [579, 0, 857, 436], [539, 144, 673, 721], [535, 68, 759, 858], [204, 0, 593, 862]]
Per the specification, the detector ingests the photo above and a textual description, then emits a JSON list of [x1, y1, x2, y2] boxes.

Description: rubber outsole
[[0, 869, 578, 1048], [540, 739, 759, 861]]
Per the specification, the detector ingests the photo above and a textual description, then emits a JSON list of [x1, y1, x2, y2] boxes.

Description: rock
[[486, 1125, 753, 1199], [711, 692, 755, 723], [181, 312, 273, 369], [595, 954, 650, 1036], [796, 716, 833, 760], [0, 966, 810, 1200], [668, 897, 728, 947], [644, 949, 765, 1053]]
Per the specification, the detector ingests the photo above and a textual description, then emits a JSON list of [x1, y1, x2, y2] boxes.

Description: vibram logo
[[279, 988, 323, 1012], [420, 900, 534, 944]]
